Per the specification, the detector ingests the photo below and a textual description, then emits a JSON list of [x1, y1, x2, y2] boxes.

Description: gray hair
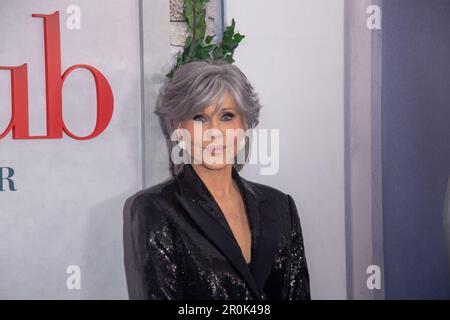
[[155, 59, 262, 175]]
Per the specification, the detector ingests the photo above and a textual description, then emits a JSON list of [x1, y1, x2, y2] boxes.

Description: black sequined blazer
[[127, 164, 310, 300]]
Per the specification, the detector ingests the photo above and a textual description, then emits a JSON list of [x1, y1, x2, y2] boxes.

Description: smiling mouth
[[205, 145, 228, 154]]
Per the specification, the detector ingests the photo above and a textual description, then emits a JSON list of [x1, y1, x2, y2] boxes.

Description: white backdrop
[[0, 0, 142, 299]]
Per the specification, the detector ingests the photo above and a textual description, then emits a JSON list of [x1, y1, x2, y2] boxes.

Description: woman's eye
[[193, 115, 206, 122], [221, 112, 235, 121]]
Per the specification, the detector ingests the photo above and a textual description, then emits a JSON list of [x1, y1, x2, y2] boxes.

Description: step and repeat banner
[[0, 0, 142, 299]]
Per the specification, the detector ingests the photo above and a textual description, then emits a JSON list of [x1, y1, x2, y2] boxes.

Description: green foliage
[[166, 0, 245, 79]]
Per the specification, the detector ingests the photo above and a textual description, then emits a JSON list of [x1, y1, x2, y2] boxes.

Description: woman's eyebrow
[[203, 106, 235, 117], [219, 107, 235, 112]]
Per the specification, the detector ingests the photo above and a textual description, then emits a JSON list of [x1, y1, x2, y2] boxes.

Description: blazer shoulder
[[241, 177, 292, 205], [242, 178, 302, 233], [129, 176, 178, 217]]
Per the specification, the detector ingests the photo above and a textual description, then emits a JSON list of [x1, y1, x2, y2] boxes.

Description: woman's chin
[[194, 159, 233, 171]]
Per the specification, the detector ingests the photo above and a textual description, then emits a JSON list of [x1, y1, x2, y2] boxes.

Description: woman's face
[[177, 91, 246, 171]]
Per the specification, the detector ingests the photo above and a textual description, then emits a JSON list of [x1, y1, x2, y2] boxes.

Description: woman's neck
[[191, 164, 235, 199]]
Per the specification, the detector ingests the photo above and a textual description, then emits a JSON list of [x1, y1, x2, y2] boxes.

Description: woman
[[128, 59, 310, 300]]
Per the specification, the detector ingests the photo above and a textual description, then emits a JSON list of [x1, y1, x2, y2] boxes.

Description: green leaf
[[166, 1, 245, 80], [205, 34, 215, 45]]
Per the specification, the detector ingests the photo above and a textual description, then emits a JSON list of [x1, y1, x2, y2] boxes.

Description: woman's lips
[[205, 144, 228, 154]]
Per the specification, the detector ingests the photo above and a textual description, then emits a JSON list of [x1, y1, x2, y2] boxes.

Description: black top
[[247, 260, 254, 276], [126, 163, 310, 300]]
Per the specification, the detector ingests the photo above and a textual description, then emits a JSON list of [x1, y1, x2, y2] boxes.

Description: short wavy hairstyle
[[154, 58, 262, 175]]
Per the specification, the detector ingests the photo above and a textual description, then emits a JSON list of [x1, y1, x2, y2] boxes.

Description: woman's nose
[[205, 119, 225, 139], [207, 118, 221, 131]]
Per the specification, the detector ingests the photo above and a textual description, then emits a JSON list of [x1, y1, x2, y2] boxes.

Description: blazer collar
[[174, 164, 280, 299]]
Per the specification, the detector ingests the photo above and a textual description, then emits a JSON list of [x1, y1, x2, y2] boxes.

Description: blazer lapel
[[175, 193, 261, 298], [237, 175, 281, 296], [174, 164, 280, 299]]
